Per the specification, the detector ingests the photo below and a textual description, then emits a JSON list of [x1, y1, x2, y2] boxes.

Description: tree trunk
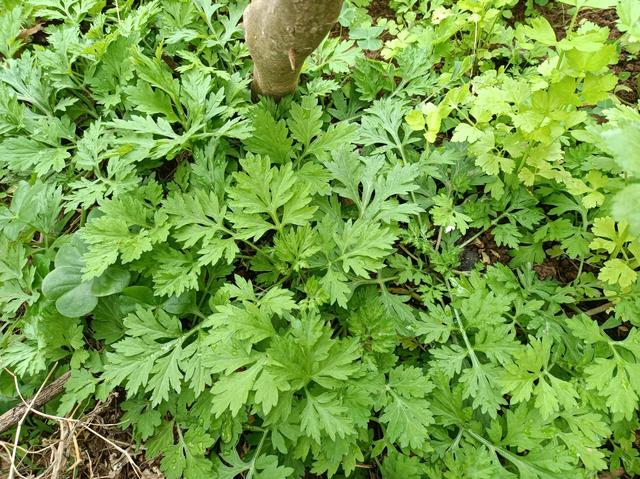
[[243, 0, 344, 99]]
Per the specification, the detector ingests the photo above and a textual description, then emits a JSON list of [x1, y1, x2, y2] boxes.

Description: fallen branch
[[0, 372, 70, 435], [584, 301, 614, 317], [18, 24, 43, 41]]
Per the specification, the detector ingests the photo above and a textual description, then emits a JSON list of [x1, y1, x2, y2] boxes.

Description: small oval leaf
[[56, 282, 98, 318], [92, 267, 131, 297], [42, 266, 83, 300]]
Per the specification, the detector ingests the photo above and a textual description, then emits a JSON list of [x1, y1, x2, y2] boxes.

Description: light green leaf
[[211, 364, 262, 417], [599, 258, 637, 288]]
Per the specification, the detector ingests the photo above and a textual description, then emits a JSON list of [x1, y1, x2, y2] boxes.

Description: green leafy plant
[[0, 0, 639, 478], [42, 236, 130, 317]]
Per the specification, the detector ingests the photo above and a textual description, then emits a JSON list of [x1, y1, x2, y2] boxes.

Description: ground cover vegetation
[[0, 0, 639, 477]]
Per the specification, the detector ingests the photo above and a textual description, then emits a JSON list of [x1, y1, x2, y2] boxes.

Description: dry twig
[[2, 371, 142, 479], [0, 371, 70, 435], [8, 369, 56, 479]]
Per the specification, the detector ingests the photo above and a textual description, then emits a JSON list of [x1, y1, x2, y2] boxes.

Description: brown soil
[[330, 0, 395, 47], [369, 0, 396, 47], [533, 257, 580, 284], [511, 0, 527, 25], [612, 52, 640, 104], [537, 5, 621, 41], [329, 22, 350, 41], [467, 231, 512, 266], [368, 0, 396, 21], [537, 3, 572, 40], [364, 49, 385, 61], [331, 0, 396, 60], [578, 8, 622, 40], [598, 468, 629, 479]]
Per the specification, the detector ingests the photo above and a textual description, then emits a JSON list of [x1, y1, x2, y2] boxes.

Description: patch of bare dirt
[[613, 51, 640, 104], [533, 257, 580, 284], [537, 3, 622, 40], [579, 8, 622, 39], [511, 0, 527, 25], [537, 5, 621, 41], [368, 0, 396, 21], [466, 231, 512, 266], [329, 22, 350, 40], [598, 468, 629, 479]]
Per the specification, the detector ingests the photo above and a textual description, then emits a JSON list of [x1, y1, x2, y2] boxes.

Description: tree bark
[[243, 0, 344, 99]]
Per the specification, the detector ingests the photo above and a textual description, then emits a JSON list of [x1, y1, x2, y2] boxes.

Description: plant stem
[[458, 211, 509, 249], [245, 431, 267, 479]]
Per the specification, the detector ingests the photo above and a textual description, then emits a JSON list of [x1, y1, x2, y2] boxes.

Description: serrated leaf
[[211, 364, 261, 417], [300, 391, 354, 442], [245, 108, 293, 164], [229, 155, 316, 240]]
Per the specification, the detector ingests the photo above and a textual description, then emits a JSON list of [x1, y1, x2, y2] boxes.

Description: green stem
[[452, 307, 480, 368], [351, 275, 399, 288], [80, 208, 87, 228], [220, 225, 268, 256], [394, 135, 425, 230], [567, 6, 580, 34], [458, 211, 510, 249], [197, 272, 217, 309], [246, 431, 268, 479], [463, 428, 555, 477]]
